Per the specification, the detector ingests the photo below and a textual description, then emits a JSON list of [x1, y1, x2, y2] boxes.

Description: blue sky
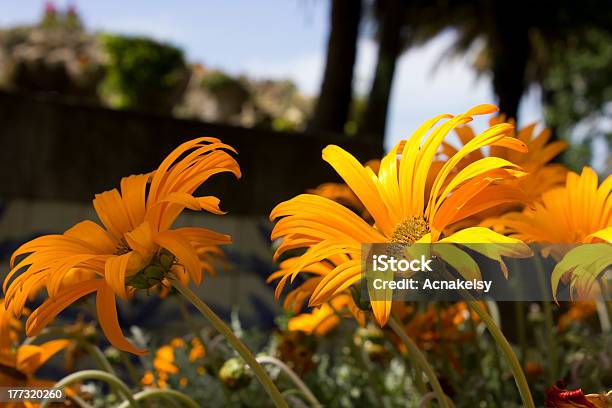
[[1, 0, 543, 149]]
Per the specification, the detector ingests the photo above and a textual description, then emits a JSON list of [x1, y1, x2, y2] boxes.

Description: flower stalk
[[466, 301, 535, 408], [117, 389, 200, 408], [42, 370, 139, 408], [389, 316, 451, 408], [171, 279, 288, 408], [256, 355, 322, 408]]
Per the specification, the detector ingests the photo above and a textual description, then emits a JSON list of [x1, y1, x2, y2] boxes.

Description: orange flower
[[141, 337, 206, 388], [287, 294, 365, 336], [4, 138, 240, 354], [270, 105, 531, 326], [441, 116, 568, 232], [0, 339, 70, 408], [0, 299, 23, 360], [557, 302, 598, 331], [308, 159, 380, 220], [392, 302, 480, 351], [496, 167, 611, 299]]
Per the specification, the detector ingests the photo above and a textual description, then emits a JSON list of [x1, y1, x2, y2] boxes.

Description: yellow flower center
[[390, 216, 430, 246]]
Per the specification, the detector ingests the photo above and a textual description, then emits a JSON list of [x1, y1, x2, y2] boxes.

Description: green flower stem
[[439, 265, 534, 407], [466, 301, 535, 408], [117, 389, 199, 408], [172, 279, 288, 408], [597, 279, 612, 332], [389, 316, 451, 408], [514, 301, 527, 368], [256, 355, 322, 408], [533, 255, 558, 383], [41, 370, 139, 408], [80, 341, 116, 375]]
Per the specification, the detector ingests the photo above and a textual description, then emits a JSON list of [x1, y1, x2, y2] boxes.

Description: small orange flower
[[142, 337, 206, 388], [4, 138, 240, 354], [287, 294, 365, 336], [557, 302, 598, 331], [0, 299, 23, 360], [0, 339, 70, 407]]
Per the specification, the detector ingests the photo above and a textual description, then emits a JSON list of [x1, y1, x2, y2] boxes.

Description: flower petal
[[96, 284, 147, 355]]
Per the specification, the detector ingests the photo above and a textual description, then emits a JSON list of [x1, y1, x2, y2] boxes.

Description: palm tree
[[357, 0, 408, 142], [356, 0, 611, 144], [308, 0, 363, 133]]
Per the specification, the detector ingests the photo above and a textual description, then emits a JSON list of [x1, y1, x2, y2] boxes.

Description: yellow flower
[[142, 337, 206, 388], [270, 105, 532, 326], [287, 294, 365, 336], [0, 340, 70, 394], [308, 159, 381, 221], [0, 299, 23, 360], [268, 256, 366, 331], [496, 167, 611, 299], [4, 138, 240, 355], [448, 115, 568, 205]]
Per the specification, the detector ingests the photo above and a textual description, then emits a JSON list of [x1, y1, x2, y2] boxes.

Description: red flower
[[545, 381, 611, 407]]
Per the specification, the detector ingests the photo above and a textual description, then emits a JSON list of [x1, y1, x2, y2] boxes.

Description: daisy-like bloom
[[446, 115, 568, 205], [545, 381, 612, 407], [496, 167, 611, 299], [440, 117, 567, 233], [308, 159, 380, 220], [287, 294, 365, 336], [0, 299, 23, 359], [557, 302, 597, 331], [4, 138, 240, 354], [268, 257, 365, 334], [270, 105, 532, 326], [0, 340, 70, 389], [141, 337, 206, 389], [391, 302, 481, 355]]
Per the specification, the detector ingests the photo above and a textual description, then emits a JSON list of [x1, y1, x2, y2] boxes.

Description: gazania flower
[[557, 302, 597, 331], [545, 381, 612, 407], [391, 302, 480, 352], [4, 138, 240, 354], [268, 257, 365, 332], [141, 337, 206, 389], [447, 115, 568, 205], [270, 105, 531, 326], [308, 159, 380, 220], [0, 339, 70, 401], [0, 299, 22, 358], [287, 294, 365, 336], [496, 167, 611, 299], [440, 116, 568, 233]]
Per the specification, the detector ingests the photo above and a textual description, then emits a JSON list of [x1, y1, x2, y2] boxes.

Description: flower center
[[390, 216, 430, 246], [386, 217, 430, 263], [126, 249, 176, 290]]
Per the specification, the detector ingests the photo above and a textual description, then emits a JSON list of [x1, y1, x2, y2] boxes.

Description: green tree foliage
[[100, 34, 188, 113], [542, 28, 612, 171]]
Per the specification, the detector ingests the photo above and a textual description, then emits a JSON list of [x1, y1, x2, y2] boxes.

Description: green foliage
[[100, 34, 187, 113], [542, 28, 612, 171], [201, 70, 242, 94]]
